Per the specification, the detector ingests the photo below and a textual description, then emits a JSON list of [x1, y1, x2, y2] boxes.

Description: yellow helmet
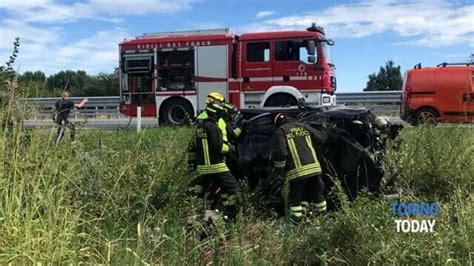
[[206, 100, 225, 118], [206, 92, 225, 104]]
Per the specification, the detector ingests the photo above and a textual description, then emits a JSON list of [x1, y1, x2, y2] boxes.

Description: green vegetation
[[0, 116, 472, 264], [16, 69, 118, 98], [0, 56, 472, 262]]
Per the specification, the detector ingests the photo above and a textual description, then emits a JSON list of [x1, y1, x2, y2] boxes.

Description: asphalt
[[22, 117, 473, 130], [23, 118, 160, 130]]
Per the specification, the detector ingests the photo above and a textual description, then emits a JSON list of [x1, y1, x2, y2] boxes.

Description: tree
[[364, 60, 403, 91], [46, 70, 89, 96], [20, 71, 46, 83]]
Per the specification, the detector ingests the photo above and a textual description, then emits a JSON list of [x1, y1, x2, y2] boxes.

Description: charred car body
[[229, 105, 403, 213]]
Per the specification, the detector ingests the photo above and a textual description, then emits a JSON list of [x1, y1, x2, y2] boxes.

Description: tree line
[[18, 69, 119, 97]]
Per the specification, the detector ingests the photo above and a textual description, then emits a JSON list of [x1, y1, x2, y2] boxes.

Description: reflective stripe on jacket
[[191, 118, 230, 175], [197, 111, 228, 144], [271, 122, 326, 180]]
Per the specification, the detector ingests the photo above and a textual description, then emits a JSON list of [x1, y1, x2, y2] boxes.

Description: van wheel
[[414, 108, 439, 126], [160, 98, 194, 126], [264, 94, 298, 107]]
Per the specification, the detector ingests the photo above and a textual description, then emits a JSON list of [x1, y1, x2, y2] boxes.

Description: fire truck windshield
[[322, 42, 333, 66]]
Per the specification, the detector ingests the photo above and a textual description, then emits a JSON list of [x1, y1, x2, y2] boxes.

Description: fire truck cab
[[119, 24, 336, 125]]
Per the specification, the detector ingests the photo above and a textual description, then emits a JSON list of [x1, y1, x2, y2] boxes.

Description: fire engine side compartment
[[195, 45, 229, 111]]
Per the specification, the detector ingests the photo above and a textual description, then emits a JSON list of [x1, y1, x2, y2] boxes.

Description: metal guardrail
[[24, 91, 402, 118], [24, 96, 121, 119], [336, 91, 401, 114]]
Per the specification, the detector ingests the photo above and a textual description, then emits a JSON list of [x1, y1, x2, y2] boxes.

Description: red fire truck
[[119, 24, 336, 125]]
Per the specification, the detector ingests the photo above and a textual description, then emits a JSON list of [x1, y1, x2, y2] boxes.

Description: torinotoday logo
[[391, 202, 440, 233]]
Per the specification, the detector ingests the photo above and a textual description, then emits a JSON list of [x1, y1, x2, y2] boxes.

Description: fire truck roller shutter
[[159, 96, 194, 125], [261, 86, 303, 107], [195, 45, 229, 110]]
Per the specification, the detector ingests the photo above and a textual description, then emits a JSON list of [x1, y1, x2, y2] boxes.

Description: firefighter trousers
[[288, 174, 326, 219], [189, 171, 239, 221]]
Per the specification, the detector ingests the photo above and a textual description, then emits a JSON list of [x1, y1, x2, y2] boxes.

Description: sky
[[0, 0, 472, 92]]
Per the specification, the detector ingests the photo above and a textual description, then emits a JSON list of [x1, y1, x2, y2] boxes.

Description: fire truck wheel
[[160, 98, 194, 126], [264, 93, 298, 107], [414, 107, 439, 126]]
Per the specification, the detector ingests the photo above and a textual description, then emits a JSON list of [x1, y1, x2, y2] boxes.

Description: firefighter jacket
[[189, 119, 230, 175], [197, 111, 228, 144], [271, 122, 327, 181]]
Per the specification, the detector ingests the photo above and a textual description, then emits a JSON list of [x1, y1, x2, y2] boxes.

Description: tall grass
[[1, 80, 473, 263]]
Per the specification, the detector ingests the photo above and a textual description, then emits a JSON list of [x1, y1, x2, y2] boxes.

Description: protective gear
[[223, 103, 239, 121], [271, 121, 326, 180], [222, 103, 243, 141], [271, 120, 328, 219], [188, 115, 239, 221], [191, 119, 230, 174], [274, 113, 290, 128], [197, 110, 229, 145], [205, 100, 225, 120], [288, 174, 327, 218], [188, 172, 239, 221], [206, 92, 225, 104]]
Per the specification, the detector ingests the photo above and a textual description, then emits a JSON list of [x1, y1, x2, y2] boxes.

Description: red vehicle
[[401, 62, 474, 124], [119, 24, 336, 125]]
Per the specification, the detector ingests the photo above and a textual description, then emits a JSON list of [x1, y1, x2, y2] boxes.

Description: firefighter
[[271, 113, 327, 221], [197, 92, 229, 144], [188, 100, 240, 222], [190, 92, 228, 170], [222, 103, 246, 143]]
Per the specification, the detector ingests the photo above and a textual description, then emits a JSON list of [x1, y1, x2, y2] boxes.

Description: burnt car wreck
[[231, 105, 403, 213]]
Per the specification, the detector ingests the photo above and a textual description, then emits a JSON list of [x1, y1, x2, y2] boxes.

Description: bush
[[384, 125, 474, 200]]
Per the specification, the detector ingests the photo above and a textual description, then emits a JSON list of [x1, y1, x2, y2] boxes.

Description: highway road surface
[[23, 117, 412, 130], [23, 118, 474, 130]]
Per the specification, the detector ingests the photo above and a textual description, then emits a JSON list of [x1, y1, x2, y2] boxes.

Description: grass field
[[0, 121, 473, 264]]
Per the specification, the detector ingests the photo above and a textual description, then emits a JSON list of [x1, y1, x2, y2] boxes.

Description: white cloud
[[0, 0, 198, 74], [0, 19, 60, 50], [256, 10, 275, 18], [243, 0, 474, 47], [0, 20, 126, 74], [0, 0, 196, 23]]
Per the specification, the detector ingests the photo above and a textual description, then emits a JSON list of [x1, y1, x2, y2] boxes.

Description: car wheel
[[414, 108, 439, 126]]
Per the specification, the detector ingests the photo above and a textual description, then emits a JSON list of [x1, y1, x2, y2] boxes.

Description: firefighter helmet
[[206, 92, 225, 104], [274, 113, 289, 127], [206, 100, 225, 119], [223, 103, 237, 114]]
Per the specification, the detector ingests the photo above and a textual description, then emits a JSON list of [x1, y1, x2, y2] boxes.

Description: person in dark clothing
[[54, 91, 88, 145], [188, 100, 240, 222], [271, 113, 328, 221]]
